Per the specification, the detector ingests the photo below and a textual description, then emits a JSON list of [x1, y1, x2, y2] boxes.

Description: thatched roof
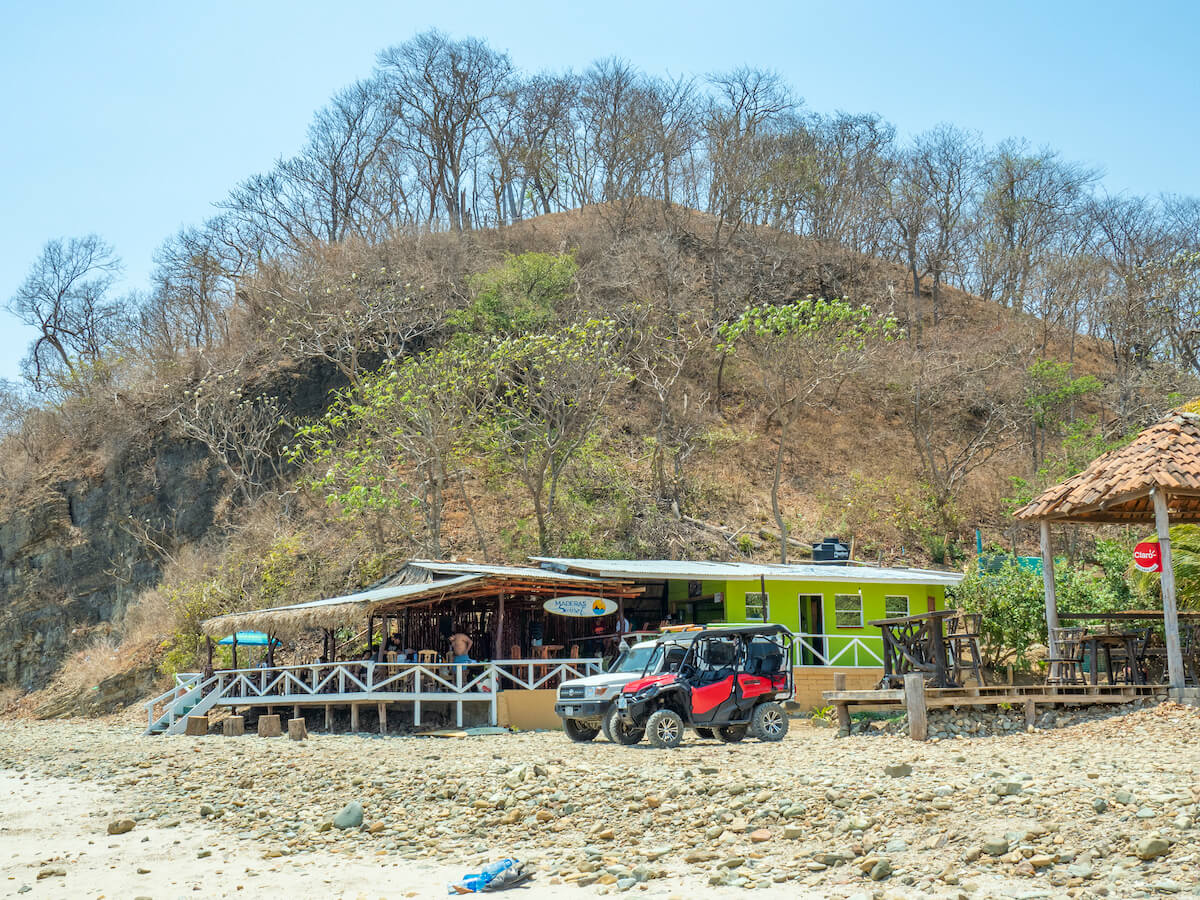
[[199, 575, 485, 638], [199, 561, 641, 640], [1013, 411, 1200, 524]]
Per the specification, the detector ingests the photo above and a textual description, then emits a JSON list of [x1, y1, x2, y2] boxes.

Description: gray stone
[[332, 801, 364, 830], [1067, 861, 1093, 879], [869, 859, 893, 881], [1134, 836, 1169, 860], [994, 780, 1023, 796], [106, 818, 135, 835], [1114, 789, 1133, 805], [1093, 797, 1108, 813], [982, 837, 1009, 856], [884, 763, 912, 778]]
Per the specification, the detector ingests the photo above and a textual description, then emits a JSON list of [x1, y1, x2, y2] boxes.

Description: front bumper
[[554, 700, 609, 720], [615, 693, 654, 727]]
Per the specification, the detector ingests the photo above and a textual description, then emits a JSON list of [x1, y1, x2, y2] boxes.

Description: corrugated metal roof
[[406, 560, 613, 582], [531, 557, 963, 586]]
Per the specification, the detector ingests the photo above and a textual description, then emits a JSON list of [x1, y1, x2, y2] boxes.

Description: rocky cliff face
[[0, 358, 348, 693], [0, 436, 223, 690]]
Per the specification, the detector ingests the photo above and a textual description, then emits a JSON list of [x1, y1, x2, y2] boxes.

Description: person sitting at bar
[[449, 630, 474, 663], [529, 618, 545, 649], [384, 632, 401, 653]]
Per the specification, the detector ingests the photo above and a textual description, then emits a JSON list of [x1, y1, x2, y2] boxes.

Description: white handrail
[[792, 632, 885, 668]]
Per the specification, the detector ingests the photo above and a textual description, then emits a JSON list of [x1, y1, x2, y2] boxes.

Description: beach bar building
[[146, 556, 961, 735]]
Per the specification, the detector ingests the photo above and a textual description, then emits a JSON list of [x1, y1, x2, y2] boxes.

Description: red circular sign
[[1133, 541, 1163, 572]]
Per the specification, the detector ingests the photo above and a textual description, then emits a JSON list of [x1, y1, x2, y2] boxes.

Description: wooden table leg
[[1089, 639, 1099, 686]]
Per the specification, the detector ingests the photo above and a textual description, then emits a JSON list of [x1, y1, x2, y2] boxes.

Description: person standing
[[449, 630, 474, 663]]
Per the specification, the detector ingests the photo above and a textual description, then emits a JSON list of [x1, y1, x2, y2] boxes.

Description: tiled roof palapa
[[1013, 412, 1200, 524]]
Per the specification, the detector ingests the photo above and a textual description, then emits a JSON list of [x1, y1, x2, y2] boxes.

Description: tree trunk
[[771, 416, 790, 565]]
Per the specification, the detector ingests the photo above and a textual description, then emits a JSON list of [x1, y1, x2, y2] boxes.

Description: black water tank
[[811, 536, 850, 564]]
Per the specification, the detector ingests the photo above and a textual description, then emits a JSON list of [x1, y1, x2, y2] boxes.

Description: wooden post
[[903, 673, 927, 741], [1041, 521, 1059, 663], [350, 703, 360, 732], [1023, 698, 1036, 729], [185, 715, 209, 736], [833, 673, 851, 734], [293, 704, 300, 720], [267, 631, 275, 667], [378, 702, 387, 735], [288, 717, 308, 740], [496, 594, 506, 660], [206, 637, 214, 669], [367, 616, 374, 653], [1153, 489, 1186, 689], [232, 633, 238, 670], [324, 704, 332, 732]]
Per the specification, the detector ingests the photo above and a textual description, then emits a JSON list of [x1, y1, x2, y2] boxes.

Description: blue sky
[[2, 0, 1198, 383]]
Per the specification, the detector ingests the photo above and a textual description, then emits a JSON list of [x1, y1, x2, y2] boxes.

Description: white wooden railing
[[792, 632, 885, 668], [147, 658, 604, 734]]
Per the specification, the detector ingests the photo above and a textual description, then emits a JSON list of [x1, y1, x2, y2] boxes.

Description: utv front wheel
[[603, 706, 645, 745], [715, 724, 747, 743], [751, 702, 789, 742], [563, 718, 601, 742], [646, 709, 684, 749]]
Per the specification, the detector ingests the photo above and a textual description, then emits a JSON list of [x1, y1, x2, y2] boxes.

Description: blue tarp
[[217, 631, 279, 646]]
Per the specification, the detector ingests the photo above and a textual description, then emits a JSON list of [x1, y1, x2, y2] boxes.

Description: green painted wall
[[666, 575, 947, 666]]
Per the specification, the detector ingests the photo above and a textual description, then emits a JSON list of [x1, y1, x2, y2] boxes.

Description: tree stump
[[257, 714, 282, 737], [287, 717, 308, 741], [222, 716, 245, 737], [184, 715, 209, 736]]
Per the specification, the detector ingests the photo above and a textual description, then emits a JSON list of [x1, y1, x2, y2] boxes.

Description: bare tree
[[7, 235, 125, 391], [896, 343, 1022, 530], [973, 141, 1097, 311], [224, 80, 396, 252], [911, 125, 983, 323], [175, 374, 286, 505], [376, 30, 514, 231]]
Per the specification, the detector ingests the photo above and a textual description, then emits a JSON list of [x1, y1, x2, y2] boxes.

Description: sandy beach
[[2, 706, 1199, 899]]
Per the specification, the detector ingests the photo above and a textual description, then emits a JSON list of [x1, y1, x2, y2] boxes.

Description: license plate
[[617, 696, 627, 709], [562, 706, 576, 715]]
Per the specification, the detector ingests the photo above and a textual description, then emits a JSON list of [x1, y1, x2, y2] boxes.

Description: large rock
[[332, 802, 364, 830], [1135, 836, 1170, 860]]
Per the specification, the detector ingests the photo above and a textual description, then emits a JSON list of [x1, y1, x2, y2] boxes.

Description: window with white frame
[[884, 595, 910, 618], [744, 592, 768, 621], [834, 593, 863, 628]]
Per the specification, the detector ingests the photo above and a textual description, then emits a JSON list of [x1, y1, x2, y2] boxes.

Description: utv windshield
[[610, 645, 660, 674]]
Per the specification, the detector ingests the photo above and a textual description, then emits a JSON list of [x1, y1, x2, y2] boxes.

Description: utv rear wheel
[[563, 718, 601, 742], [715, 724, 747, 743], [751, 702, 789, 742], [646, 709, 684, 749], [603, 706, 644, 745], [694, 727, 714, 740]]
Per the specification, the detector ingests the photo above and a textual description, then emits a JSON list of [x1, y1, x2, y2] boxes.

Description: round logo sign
[[1133, 541, 1163, 572], [543, 596, 617, 617]]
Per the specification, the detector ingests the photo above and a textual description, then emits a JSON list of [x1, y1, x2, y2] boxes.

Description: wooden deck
[[824, 672, 1168, 740], [145, 658, 603, 735]]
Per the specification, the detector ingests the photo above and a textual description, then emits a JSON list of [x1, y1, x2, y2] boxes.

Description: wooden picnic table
[[1081, 631, 1144, 686], [869, 609, 961, 688]]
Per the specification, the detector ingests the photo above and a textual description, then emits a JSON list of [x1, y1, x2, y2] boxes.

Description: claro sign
[[1133, 541, 1163, 573]]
